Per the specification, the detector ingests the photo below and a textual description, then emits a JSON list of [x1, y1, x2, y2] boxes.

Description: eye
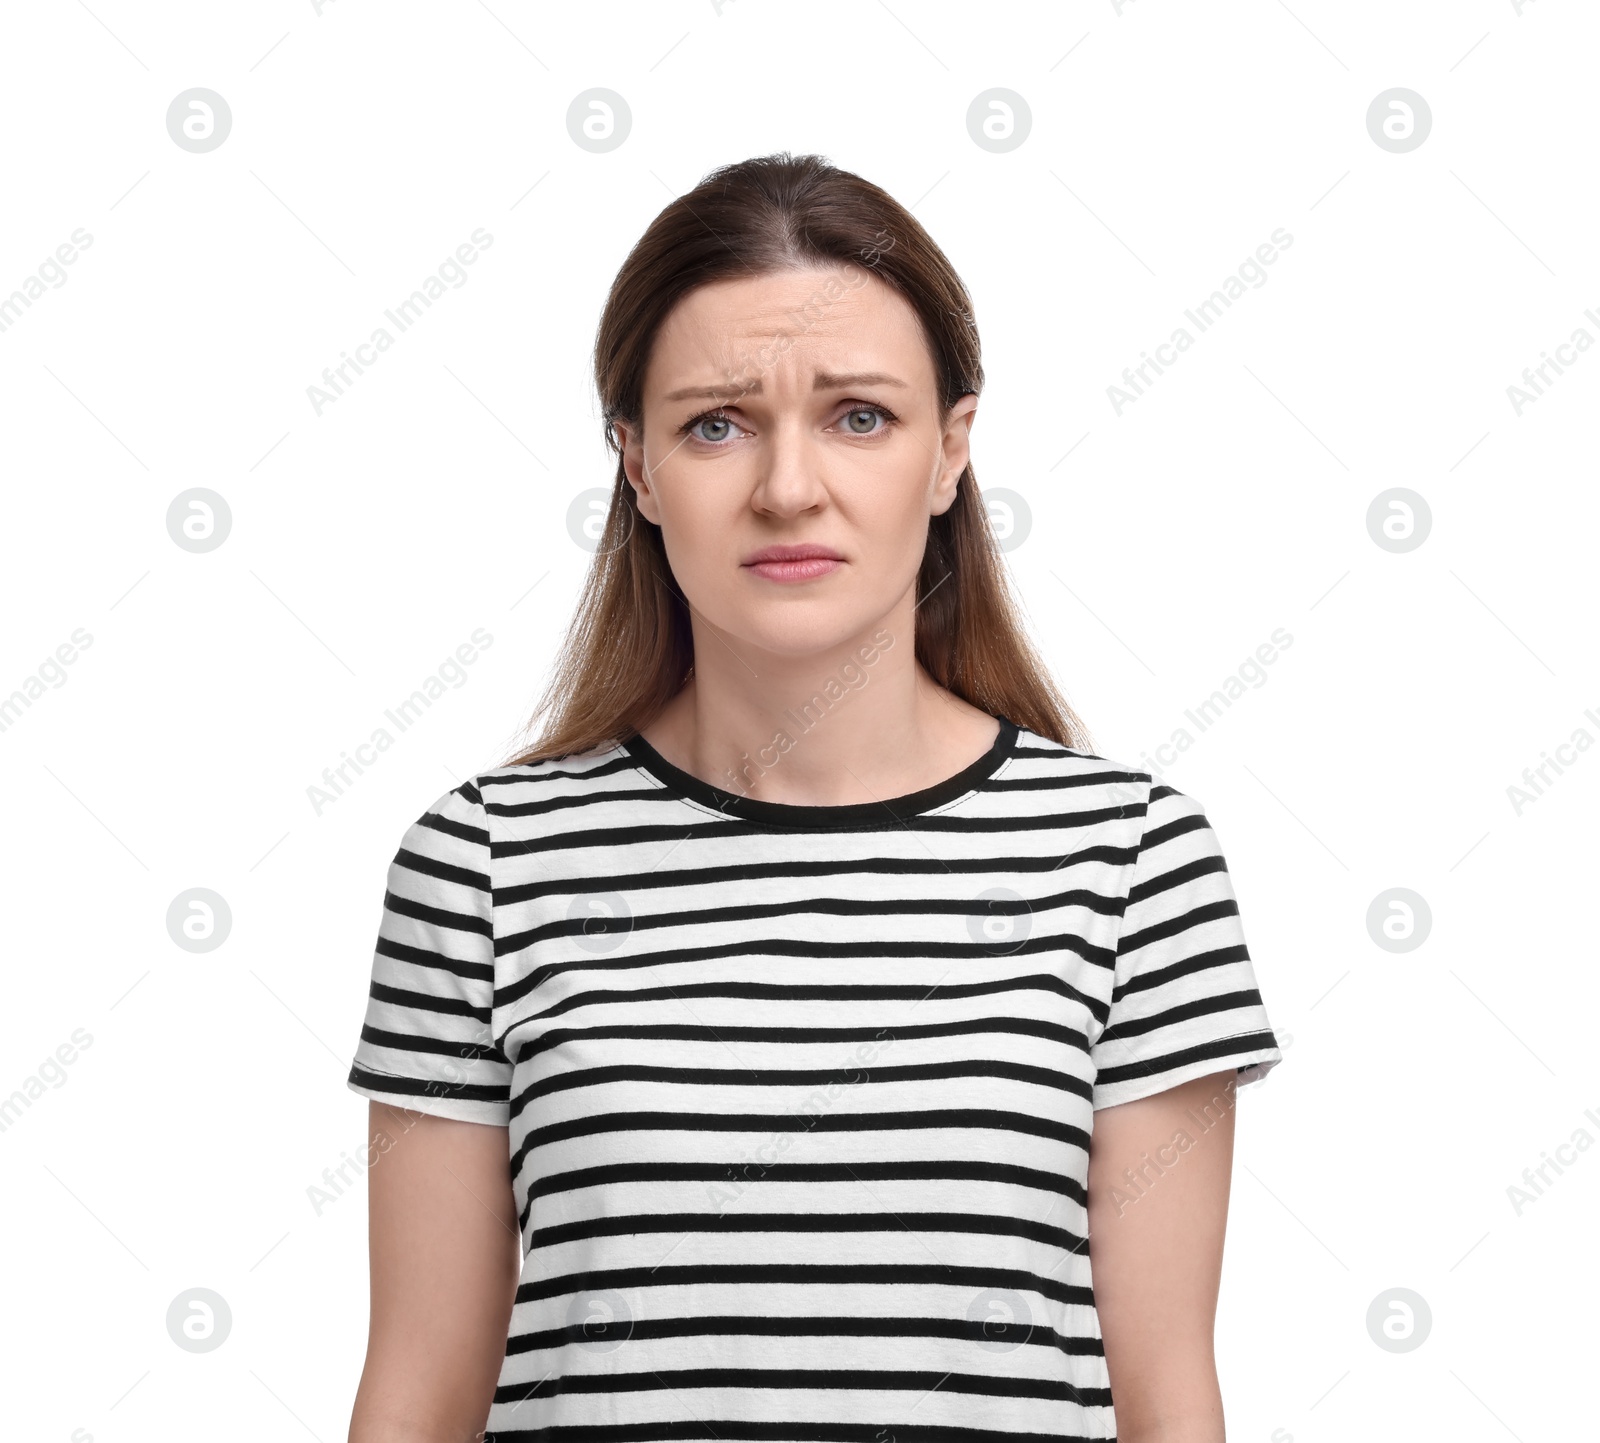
[[679, 409, 749, 445], [835, 404, 896, 436]]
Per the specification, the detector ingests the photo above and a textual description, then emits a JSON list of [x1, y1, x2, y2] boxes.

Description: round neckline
[[619, 714, 1020, 830]]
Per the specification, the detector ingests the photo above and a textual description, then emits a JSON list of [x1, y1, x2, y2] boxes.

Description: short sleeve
[[345, 778, 512, 1126], [1090, 782, 1283, 1110]]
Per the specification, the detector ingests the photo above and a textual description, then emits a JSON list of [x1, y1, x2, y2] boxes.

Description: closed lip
[[742, 544, 844, 565]]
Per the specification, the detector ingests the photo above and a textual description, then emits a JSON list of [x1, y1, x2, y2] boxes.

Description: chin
[[724, 609, 868, 659]]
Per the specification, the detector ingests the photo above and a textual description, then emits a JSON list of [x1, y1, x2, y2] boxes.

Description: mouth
[[741, 543, 845, 584]]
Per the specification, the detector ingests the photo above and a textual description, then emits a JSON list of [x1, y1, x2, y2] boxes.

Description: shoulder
[[416, 737, 646, 855], [1005, 726, 1221, 837], [470, 735, 636, 807], [384, 780, 493, 890], [1006, 723, 1154, 809], [388, 739, 638, 888]]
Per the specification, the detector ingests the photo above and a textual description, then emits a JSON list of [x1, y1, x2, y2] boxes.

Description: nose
[[751, 413, 827, 517]]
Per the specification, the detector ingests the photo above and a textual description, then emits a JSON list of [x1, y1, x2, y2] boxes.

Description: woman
[[345, 152, 1283, 1443]]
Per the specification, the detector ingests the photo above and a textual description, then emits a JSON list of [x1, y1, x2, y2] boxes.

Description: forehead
[[646, 266, 932, 393]]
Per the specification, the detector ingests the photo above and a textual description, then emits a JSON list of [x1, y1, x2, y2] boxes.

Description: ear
[[930, 393, 978, 516], [614, 419, 661, 526]]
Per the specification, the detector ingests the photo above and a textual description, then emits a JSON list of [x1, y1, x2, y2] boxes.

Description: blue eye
[[842, 407, 886, 434], [683, 411, 746, 444], [695, 415, 732, 442]]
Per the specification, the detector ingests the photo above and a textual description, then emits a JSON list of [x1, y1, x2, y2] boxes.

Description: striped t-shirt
[[346, 715, 1283, 1441]]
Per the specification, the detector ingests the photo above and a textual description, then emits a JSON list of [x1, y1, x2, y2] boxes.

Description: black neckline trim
[[619, 715, 1020, 830]]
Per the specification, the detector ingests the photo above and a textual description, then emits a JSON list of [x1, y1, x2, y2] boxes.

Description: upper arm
[[1081, 783, 1283, 1433], [343, 780, 522, 1438], [1086, 1070, 1239, 1438], [350, 1102, 521, 1441]]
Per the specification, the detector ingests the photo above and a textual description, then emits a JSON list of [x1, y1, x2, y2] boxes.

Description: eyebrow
[[661, 370, 908, 403]]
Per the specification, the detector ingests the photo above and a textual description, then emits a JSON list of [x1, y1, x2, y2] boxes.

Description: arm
[[348, 1102, 522, 1443], [1086, 1069, 1242, 1443]]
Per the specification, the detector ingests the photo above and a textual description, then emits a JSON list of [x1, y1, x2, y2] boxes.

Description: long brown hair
[[500, 152, 1090, 768]]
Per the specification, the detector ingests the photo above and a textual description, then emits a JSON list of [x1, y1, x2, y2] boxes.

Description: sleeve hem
[[346, 1073, 510, 1128], [1092, 1047, 1283, 1112]]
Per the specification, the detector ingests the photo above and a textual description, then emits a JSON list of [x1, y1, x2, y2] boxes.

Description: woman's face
[[616, 264, 977, 661]]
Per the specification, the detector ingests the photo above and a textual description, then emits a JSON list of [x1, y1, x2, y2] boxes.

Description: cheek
[[844, 451, 939, 570], [650, 461, 741, 583]]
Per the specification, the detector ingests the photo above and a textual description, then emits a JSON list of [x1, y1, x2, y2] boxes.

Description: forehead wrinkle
[[659, 363, 909, 404], [669, 286, 873, 341], [650, 287, 925, 404]]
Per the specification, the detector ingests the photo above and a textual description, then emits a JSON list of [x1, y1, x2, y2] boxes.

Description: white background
[[1, 1, 1594, 1439]]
